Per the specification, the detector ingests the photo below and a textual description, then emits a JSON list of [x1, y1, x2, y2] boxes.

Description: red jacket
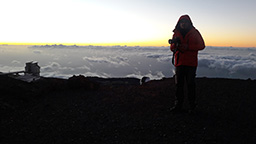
[[170, 15, 205, 67]]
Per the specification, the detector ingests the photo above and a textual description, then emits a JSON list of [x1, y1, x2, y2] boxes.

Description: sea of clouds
[[0, 45, 255, 80]]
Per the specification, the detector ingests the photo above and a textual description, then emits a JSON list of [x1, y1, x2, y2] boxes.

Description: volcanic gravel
[[1, 75, 256, 144]]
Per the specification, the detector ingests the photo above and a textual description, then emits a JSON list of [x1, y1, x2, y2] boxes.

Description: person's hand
[[178, 44, 188, 52]]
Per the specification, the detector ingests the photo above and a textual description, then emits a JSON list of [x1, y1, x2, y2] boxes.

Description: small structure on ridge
[[25, 61, 40, 76]]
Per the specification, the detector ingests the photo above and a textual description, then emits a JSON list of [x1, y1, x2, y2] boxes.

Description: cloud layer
[[197, 47, 256, 79], [1, 45, 255, 80]]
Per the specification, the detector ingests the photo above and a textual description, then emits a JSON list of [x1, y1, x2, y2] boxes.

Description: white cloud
[[1, 45, 255, 80], [77, 65, 91, 71], [230, 62, 256, 77], [33, 50, 42, 54], [198, 47, 256, 79], [0, 66, 24, 73], [41, 62, 77, 78], [42, 62, 61, 72], [126, 70, 165, 80], [11, 60, 21, 64], [82, 56, 129, 67]]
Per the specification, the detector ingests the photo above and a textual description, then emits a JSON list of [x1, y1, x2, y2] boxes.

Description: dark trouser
[[175, 66, 197, 109]]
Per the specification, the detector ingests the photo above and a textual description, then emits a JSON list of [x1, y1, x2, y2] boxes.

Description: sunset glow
[[1, 0, 256, 47]]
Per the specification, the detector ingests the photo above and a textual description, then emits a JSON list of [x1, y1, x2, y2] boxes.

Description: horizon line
[[1, 42, 255, 48]]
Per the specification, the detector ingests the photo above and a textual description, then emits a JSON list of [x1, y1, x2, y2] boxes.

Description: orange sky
[[1, 0, 256, 47]]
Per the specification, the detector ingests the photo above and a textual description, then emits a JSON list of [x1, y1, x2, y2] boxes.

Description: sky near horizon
[[0, 0, 256, 47]]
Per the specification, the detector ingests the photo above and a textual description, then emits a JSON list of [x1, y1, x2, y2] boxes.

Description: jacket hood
[[178, 15, 192, 23], [173, 14, 194, 32]]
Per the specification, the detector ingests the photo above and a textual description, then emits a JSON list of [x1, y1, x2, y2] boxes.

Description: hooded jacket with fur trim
[[170, 15, 205, 67]]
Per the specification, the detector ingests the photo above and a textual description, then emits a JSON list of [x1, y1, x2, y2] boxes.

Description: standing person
[[170, 14, 205, 113]]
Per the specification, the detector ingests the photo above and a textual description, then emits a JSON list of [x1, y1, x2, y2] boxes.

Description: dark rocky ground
[[1, 75, 256, 144]]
